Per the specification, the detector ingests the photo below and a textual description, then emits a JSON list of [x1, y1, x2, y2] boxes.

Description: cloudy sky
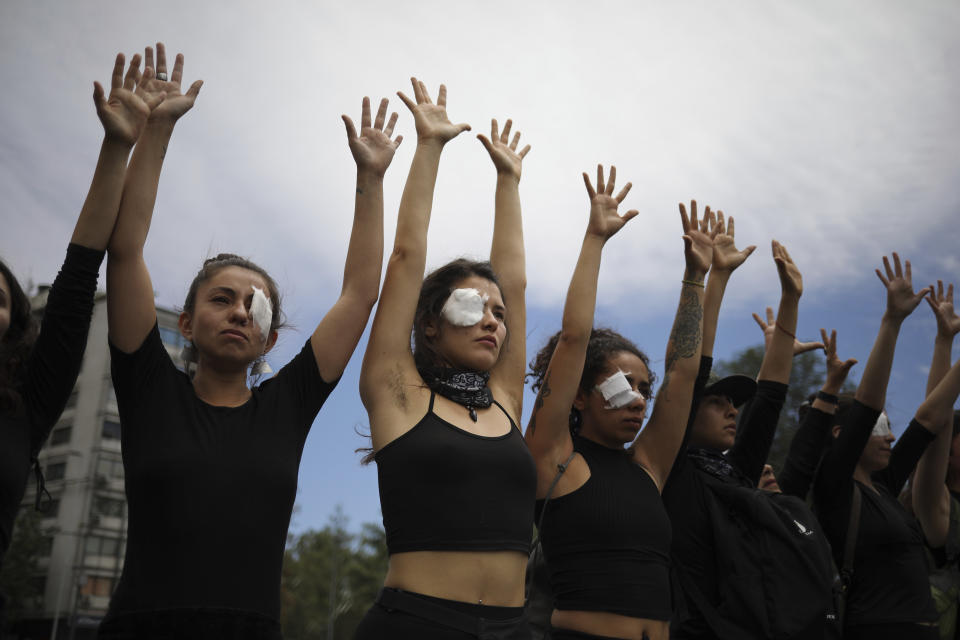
[[2, 0, 958, 533]]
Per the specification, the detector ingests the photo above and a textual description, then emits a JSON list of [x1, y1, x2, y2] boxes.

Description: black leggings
[[97, 608, 282, 640], [845, 622, 939, 640], [354, 588, 528, 640], [549, 628, 634, 639]]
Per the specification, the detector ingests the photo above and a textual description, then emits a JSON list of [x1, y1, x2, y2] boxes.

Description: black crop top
[[375, 392, 537, 555], [534, 435, 672, 620]]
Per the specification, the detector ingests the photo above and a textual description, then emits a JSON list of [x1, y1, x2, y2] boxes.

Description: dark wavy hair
[[412, 258, 505, 372], [180, 254, 285, 365], [0, 259, 38, 411], [527, 327, 655, 433]]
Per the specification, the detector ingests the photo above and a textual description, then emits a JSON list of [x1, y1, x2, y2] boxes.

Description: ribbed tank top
[[375, 392, 537, 555], [535, 435, 672, 619]]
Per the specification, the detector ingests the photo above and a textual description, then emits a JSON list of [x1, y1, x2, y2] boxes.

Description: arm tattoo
[[356, 187, 364, 195], [661, 287, 702, 398], [160, 143, 168, 160], [528, 371, 552, 436]]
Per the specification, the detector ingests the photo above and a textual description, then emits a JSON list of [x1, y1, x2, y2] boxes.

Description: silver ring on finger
[[156, 72, 168, 81]]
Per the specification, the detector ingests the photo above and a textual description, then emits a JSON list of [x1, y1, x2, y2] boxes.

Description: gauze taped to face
[[871, 413, 892, 437], [250, 286, 273, 341], [595, 370, 644, 409], [441, 288, 489, 327]]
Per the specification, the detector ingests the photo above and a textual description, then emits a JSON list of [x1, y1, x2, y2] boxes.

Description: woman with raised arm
[[100, 43, 399, 639], [666, 240, 837, 640], [909, 280, 960, 637], [355, 78, 533, 639], [812, 255, 959, 640], [524, 178, 711, 640], [0, 53, 160, 619]]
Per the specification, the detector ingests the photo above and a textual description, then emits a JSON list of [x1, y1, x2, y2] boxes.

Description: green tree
[[714, 346, 855, 476], [281, 507, 387, 640], [0, 508, 47, 626]]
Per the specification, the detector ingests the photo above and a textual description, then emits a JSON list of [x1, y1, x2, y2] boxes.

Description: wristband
[[816, 390, 839, 405], [682, 279, 705, 288], [775, 322, 796, 340]]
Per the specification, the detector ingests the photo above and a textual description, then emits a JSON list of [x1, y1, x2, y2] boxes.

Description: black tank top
[[375, 392, 536, 555], [535, 435, 672, 619]]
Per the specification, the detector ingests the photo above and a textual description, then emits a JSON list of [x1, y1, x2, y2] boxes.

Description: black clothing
[[96, 607, 282, 640], [813, 400, 938, 629], [354, 588, 528, 639], [534, 435, 671, 620], [104, 326, 336, 623], [778, 404, 835, 499], [374, 391, 536, 555], [0, 244, 103, 608], [548, 629, 629, 640], [843, 622, 939, 640], [419, 366, 493, 417]]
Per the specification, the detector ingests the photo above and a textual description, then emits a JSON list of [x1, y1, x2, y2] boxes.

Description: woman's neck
[[191, 362, 251, 407]]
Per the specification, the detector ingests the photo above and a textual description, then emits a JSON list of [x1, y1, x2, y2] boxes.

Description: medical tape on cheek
[[595, 370, 644, 410], [871, 413, 892, 437], [441, 288, 489, 327], [249, 286, 273, 342]]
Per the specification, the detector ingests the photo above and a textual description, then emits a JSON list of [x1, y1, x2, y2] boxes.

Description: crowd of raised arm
[[2, 43, 959, 640]]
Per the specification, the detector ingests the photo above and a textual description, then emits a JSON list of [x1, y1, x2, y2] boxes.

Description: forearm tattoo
[[661, 286, 702, 400], [528, 371, 552, 437]]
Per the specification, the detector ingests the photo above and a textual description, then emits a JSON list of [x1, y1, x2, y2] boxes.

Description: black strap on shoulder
[[427, 390, 436, 412], [838, 483, 862, 625], [526, 451, 577, 603]]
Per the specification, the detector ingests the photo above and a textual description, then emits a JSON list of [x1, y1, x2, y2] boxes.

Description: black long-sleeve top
[[778, 405, 835, 499], [0, 245, 103, 583], [663, 356, 789, 637], [812, 399, 938, 628]]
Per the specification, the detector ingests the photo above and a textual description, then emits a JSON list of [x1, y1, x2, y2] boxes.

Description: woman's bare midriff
[[552, 609, 670, 640], [384, 550, 528, 606]]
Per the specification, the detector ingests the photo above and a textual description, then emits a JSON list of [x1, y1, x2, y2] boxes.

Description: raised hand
[[679, 200, 718, 276], [875, 253, 930, 321], [477, 118, 530, 180], [396, 77, 470, 145], [821, 328, 857, 392], [582, 165, 638, 241], [142, 42, 203, 123], [752, 306, 823, 355], [711, 211, 756, 273], [342, 97, 403, 177], [926, 280, 960, 338], [772, 240, 804, 298], [94, 53, 164, 146]]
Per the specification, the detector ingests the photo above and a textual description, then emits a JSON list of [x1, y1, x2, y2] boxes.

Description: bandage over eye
[[871, 413, 892, 437], [595, 370, 644, 409], [250, 286, 273, 341], [441, 288, 489, 327]]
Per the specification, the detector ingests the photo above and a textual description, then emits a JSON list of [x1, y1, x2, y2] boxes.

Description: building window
[[104, 383, 118, 407], [95, 457, 124, 480], [101, 419, 121, 440], [42, 498, 60, 518], [49, 425, 72, 446], [65, 388, 79, 409], [80, 575, 114, 597], [84, 536, 120, 558], [92, 496, 125, 519], [45, 461, 66, 481]]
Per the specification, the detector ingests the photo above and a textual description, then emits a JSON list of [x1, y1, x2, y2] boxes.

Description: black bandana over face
[[419, 366, 493, 421]]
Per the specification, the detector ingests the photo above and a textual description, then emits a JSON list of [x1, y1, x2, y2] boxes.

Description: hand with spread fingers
[[752, 306, 823, 355], [582, 164, 638, 241], [820, 328, 857, 392], [94, 53, 165, 146], [342, 96, 403, 177], [679, 200, 718, 277], [141, 42, 203, 123], [711, 211, 756, 274], [771, 239, 804, 299], [477, 118, 530, 181], [926, 280, 960, 339], [875, 252, 930, 322], [396, 77, 471, 145]]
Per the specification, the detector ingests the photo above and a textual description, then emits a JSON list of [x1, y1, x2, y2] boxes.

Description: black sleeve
[[21, 244, 104, 453], [778, 406, 834, 499], [727, 380, 788, 486], [873, 419, 936, 496], [109, 323, 179, 429], [665, 355, 713, 488], [262, 336, 340, 434]]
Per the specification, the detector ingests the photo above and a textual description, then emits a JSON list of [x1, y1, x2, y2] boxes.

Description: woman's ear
[[573, 388, 588, 411], [178, 312, 193, 342], [424, 318, 439, 339], [832, 424, 843, 439], [264, 329, 279, 354]]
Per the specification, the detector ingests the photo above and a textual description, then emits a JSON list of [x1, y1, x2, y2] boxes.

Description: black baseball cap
[[701, 374, 757, 407]]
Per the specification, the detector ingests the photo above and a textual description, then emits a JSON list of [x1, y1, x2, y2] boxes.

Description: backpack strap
[[838, 483, 863, 625]]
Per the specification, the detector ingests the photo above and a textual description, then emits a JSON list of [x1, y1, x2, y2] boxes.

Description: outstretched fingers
[[384, 111, 399, 138], [171, 53, 184, 86], [341, 114, 358, 141], [615, 182, 633, 203], [596, 164, 605, 194], [111, 53, 126, 90], [583, 172, 597, 199], [752, 311, 768, 331], [606, 166, 616, 196]]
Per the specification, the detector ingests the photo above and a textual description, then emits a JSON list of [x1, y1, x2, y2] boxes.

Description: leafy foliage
[[714, 346, 855, 474], [280, 507, 387, 640]]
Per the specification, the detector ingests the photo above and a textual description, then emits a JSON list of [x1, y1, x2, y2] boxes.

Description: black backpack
[[676, 474, 836, 640]]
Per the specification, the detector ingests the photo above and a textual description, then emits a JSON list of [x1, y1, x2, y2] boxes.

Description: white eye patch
[[871, 413, 892, 437], [249, 286, 273, 341], [441, 288, 489, 327], [595, 370, 644, 410]]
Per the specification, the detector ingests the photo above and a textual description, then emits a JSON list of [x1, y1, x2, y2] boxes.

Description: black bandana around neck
[[419, 366, 493, 421], [688, 447, 751, 485]]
